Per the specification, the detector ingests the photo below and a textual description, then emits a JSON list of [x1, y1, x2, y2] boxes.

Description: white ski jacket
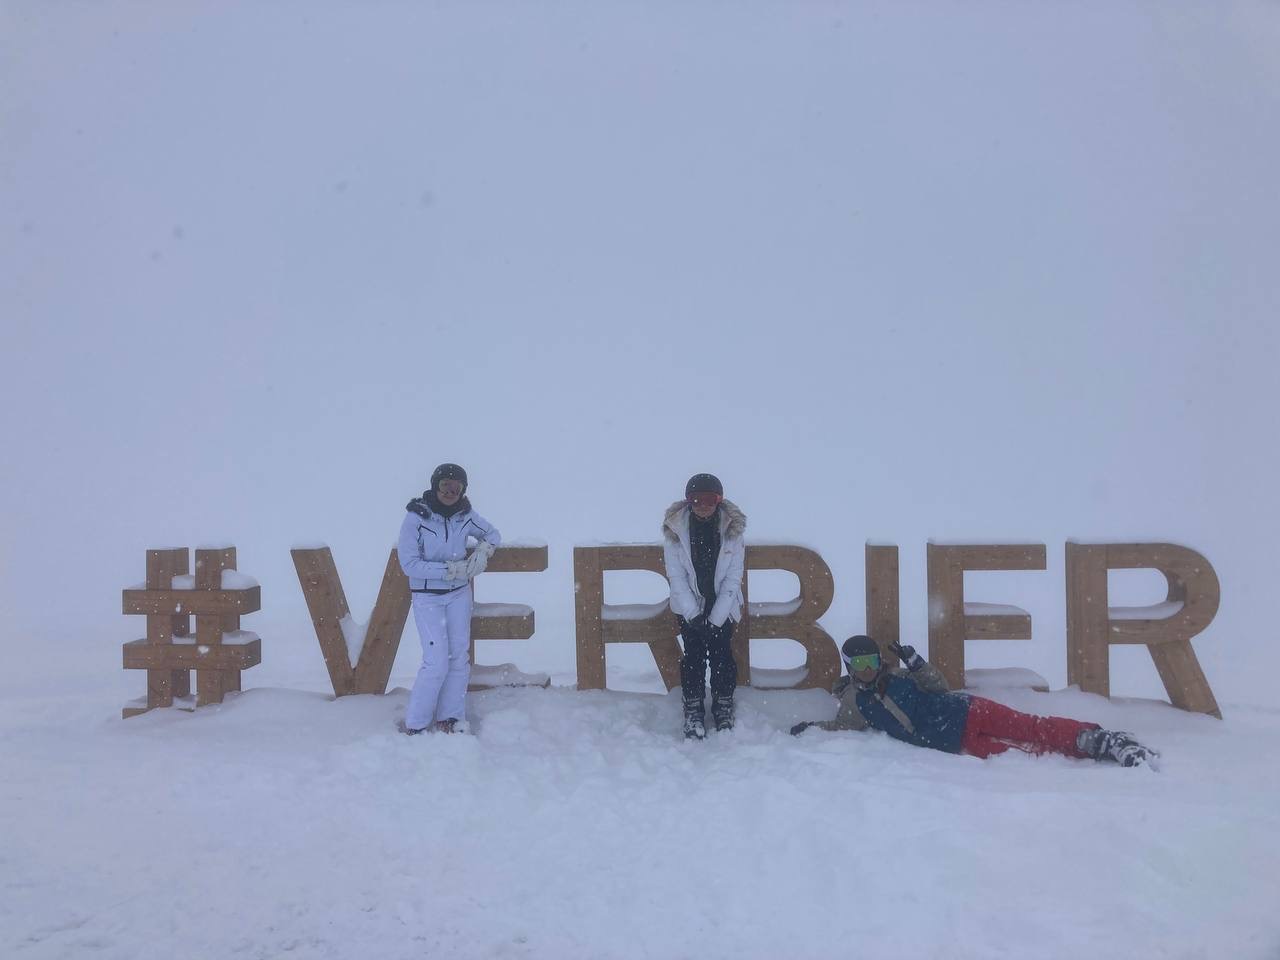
[[661, 499, 747, 627], [397, 497, 502, 592]]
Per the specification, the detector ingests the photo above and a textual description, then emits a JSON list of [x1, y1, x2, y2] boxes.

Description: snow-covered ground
[[3, 671, 1279, 960]]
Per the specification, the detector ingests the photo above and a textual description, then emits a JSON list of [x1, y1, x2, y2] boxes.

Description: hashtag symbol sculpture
[[121, 547, 262, 718]]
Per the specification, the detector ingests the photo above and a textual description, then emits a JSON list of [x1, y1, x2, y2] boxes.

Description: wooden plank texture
[[865, 544, 901, 669], [123, 587, 261, 617], [291, 547, 358, 696], [1066, 542, 1221, 717], [928, 543, 1047, 690], [123, 637, 261, 670], [572, 545, 682, 691], [122, 545, 260, 717], [743, 545, 839, 691]]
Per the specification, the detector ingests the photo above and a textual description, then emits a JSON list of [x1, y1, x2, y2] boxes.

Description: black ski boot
[[682, 698, 706, 740], [712, 695, 735, 732], [1078, 728, 1159, 768]]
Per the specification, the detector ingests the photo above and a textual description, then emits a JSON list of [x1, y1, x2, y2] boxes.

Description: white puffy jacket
[[662, 499, 747, 627], [397, 497, 501, 591]]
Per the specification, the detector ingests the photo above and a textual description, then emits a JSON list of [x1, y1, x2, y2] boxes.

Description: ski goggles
[[843, 653, 881, 673], [687, 492, 723, 509]]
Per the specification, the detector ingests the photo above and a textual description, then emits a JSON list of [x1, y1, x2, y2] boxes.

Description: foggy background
[[3, 1, 1277, 707]]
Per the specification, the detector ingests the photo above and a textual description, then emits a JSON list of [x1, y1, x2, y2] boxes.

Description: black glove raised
[[790, 721, 814, 736], [889, 640, 925, 671]]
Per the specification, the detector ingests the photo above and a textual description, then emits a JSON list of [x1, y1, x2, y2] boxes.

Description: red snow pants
[[960, 696, 1098, 760]]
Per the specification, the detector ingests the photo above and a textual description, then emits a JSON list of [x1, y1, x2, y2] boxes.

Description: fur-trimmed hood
[[662, 499, 746, 543], [406, 492, 473, 520]]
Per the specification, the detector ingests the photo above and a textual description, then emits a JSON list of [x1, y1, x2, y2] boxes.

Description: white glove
[[464, 540, 496, 579], [443, 559, 468, 581]]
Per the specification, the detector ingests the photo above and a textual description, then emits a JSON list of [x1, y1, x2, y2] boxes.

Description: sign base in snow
[[121, 547, 261, 718]]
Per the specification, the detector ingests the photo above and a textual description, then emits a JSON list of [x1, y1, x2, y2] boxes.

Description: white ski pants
[[405, 586, 473, 730]]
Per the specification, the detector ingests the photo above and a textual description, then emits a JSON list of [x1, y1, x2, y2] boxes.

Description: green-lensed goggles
[[844, 653, 881, 672]]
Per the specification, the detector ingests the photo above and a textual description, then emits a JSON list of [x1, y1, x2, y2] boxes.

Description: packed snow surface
[[2, 675, 1278, 960]]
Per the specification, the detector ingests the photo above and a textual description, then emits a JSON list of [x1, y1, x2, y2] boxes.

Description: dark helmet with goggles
[[841, 635, 884, 676], [430, 463, 468, 492], [685, 473, 724, 510]]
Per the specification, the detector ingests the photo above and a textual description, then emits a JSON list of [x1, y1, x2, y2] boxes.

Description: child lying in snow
[[790, 636, 1158, 768]]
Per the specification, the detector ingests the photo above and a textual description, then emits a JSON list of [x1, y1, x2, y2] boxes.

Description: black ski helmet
[[841, 635, 882, 668], [685, 473, 723, 499], [430, 462, 468, 493]]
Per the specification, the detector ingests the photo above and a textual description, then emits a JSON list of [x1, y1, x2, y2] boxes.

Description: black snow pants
[[678, 617, 737, 707]]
